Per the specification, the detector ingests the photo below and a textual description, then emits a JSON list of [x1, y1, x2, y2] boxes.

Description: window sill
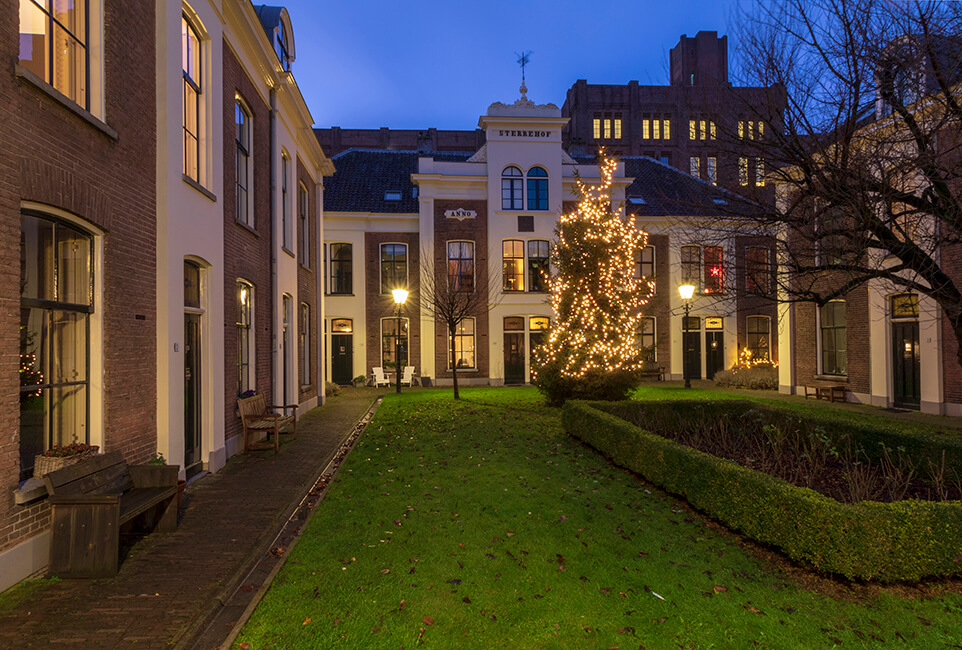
[[183, 174, 217, 202], [327, 293, 355, 297], [448, 368, 479, 373], [283, 247, 295, 259], [16, 65, 118, 141], [300, 262, 312, 272], [814, 374, 847, 382], [14, 478, 48, 505], [235, 219, 259, 237]]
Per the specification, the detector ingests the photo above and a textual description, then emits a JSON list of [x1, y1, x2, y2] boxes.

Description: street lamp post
[[679, 284, 695, 389], [392, 288, 409, 394]]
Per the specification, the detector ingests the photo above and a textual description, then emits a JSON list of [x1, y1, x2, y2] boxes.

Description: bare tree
[[702, 0, 962, 366], [419, 245, 502, 399]]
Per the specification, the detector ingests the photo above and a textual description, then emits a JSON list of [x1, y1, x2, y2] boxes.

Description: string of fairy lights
[[535, 152, 655, 378]]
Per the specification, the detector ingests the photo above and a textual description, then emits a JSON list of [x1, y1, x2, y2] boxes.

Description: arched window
[[527, 167, 548, 211], [502, 166, 523, 210], [20, 213, 95, 480]]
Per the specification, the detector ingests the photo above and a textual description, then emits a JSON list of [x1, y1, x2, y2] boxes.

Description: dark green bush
[[532, 357, 640, 406], [562, 400, 962, 582], [713, 366, 779, 390]]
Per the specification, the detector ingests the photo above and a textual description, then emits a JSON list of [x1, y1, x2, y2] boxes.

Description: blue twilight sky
[[278, 0, 738, 131]]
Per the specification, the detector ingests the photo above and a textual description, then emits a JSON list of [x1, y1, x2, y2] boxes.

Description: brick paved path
[[0, 387, 386, 649]]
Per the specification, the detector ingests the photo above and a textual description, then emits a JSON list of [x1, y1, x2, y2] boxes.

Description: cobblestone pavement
[[0, 387, 387, 649]]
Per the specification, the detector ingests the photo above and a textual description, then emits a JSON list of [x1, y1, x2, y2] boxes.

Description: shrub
[[562, 400, 962, 582], [713, 365, 778, 390], [532, 357, 640, 406], [325, 382, 341, 397]]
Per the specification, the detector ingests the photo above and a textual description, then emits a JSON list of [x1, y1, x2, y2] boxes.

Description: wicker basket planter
[[34, 446, 100, 478]]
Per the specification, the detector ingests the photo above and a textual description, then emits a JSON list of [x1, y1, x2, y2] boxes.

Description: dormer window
[[384, 190, 402, 201], [275, 23, 291, 72]]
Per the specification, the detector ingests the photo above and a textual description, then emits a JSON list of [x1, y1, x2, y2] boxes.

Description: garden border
[[562, 400, 962, 582]]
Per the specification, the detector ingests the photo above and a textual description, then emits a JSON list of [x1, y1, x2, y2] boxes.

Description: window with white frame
[[329, 243, 352, 295], [707, 157, 717, 185], [380, 243, 407, 293], [502, 166, 523, 210], [527, 240, 549, 292], [746, 315, 770, 362], [745, 247, 770, 294], [235, 99, 252, 226], [20, 212, 95, 481], [281, 153, 292, 250], [236, 281, 254, 395], [19, 0, 89, 109], [447, 241, 474, 292], [820, 301, 846, 375], [298, 183, 309, 266], [503, 240, 524, 292], [689, 157, 700, 178], [299, 303, 310, 386], [703, 246, 725, 294], [681, 245, 700, 287], [450, 318, 476, 369], [381, 317, 409, 367], [637, 316, 656, 361], [182, 13, 202, 183], [527, 167, 548, 211], [635, 245, 655, 288]]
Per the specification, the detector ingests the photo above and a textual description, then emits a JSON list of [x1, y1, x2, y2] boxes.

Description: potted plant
[[147, 452, 186, 509], [34, 442, 99, 478]]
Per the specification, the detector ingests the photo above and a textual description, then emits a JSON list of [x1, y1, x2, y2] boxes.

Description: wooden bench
[[639, 361, 666, 381], [238, 394, 298, 453], [805, 384, 847, 403], [43, 450, 178, 578]]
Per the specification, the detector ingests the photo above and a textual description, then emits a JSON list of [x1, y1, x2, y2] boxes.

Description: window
[[703, 246, 725, 294], [299, 303, 310, 386], [644, 116, 651, 140], [381, 317, 409, 367], [613, 118, 622, 139], [891, 293, 919, 318], [235, 100, 252, 226], [635, 245, 655, 285], [528, 240, 550, 292], [182, 14, 201, 182], [527, 167, 548, 211], [281, 153, 292, 250], [820, 301, 847, 375], [681, 245, 700, 287], [237, 281, 253, 395], [689, 157, 700, 178], [450, 318, 476, 369], [502, 166, 523, 210], [653, 117, 661, 140], [20, 214, 94, 481], [707, 157, 717, 185], [503, 240, 524, 292], [448, 241, 474, 292], [710, 121, 716, 139], [700, 120, 707, 140], [663, 116, 671, 140], [745, 247, 770, 293], [637, 317, 656, 360], [592, 117, 601, 140], [331, 318, 352, 333], [746, 316, 771, 362], [380, 243, 407, 293], [660, 153, 670, 166], [603, 117, 611, 139], [739, 120, 763, 141], [298, 183, 310, 265], [274, 20, 292, 72], [739, 157, 748, 186], [689, 120, 697, 140], [755, 158, 765, 186], [329, 243, 352, 294], [384, 190, 401, 201], [19, 0, 88, 108]]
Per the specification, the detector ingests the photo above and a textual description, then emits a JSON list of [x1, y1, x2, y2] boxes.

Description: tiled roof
[[621, 157, 750, 218], [323, 149, 472, 213]]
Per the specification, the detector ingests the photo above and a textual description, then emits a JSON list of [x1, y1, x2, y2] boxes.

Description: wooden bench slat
[[119, 487, 177, 525], [238, 394, 297, 454]]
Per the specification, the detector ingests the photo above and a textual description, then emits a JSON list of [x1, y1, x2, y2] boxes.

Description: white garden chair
[[400, 366, 415, 386], [373, 367, 391, 387]]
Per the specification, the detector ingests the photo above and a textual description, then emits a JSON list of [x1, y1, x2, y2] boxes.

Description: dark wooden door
[[683, 330, 701, 380], [331, 334, 353, 385], [184, 313, 202, 472], [504, 333, 525, 385], [705, 331, 724, 380], [892, 321, 920, 409]]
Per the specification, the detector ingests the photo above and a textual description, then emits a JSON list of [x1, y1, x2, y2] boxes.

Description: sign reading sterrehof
[[444, 208, 477, 221]]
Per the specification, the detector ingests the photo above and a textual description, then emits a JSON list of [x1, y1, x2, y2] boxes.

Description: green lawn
[[236, 387, 962, 649]]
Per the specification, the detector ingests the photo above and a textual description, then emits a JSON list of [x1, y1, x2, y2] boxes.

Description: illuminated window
[[653, 118, 661, 140], [739, 157, 748, 186], [447, 241, 474, 292], [592, 117, 601, 140], [19, 0, 88, 108], [526, 166, 548, 211], [703, 246, 725, 294], [820, 302, 846, 375], [20, 213, 95, 481], [449, 318, 476, 369], [746, 316, 770, 361], [281, 153, 292, 250], [643, 117, 651, 140], [710, 121, 716, 139], [755, 158, 765, 186], [528, 240, 549, 292], [663, 116, 671, 140], [707, 157, 717, 185], [689, 120, 696, 140], [689, 157, 700, 178], [603, 118, 611, 139], [299, 303, 310, 386], [235, 99, 252, 226], [182, 14, 202, 182], [745, 247, 770, 293], [613, 118, 622, 139], [502, 166, 523, 210], [380, 243, 407, 293], [502, 240, 524, 292], [330, 243, 352, 295], [700, 120, 707, 140], [236, 280, 254, 395]]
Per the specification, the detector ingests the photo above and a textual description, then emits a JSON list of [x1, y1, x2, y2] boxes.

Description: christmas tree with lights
[[532, 152, 654, 405]]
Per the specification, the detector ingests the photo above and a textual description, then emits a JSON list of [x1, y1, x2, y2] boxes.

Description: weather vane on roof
[[515, 50, 533, 99]]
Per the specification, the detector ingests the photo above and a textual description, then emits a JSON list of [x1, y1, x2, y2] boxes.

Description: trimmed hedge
[[562, 400, 962, 582]]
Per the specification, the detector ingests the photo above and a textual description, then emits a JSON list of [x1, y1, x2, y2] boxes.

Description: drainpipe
[[270, 87, 278, 403]]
